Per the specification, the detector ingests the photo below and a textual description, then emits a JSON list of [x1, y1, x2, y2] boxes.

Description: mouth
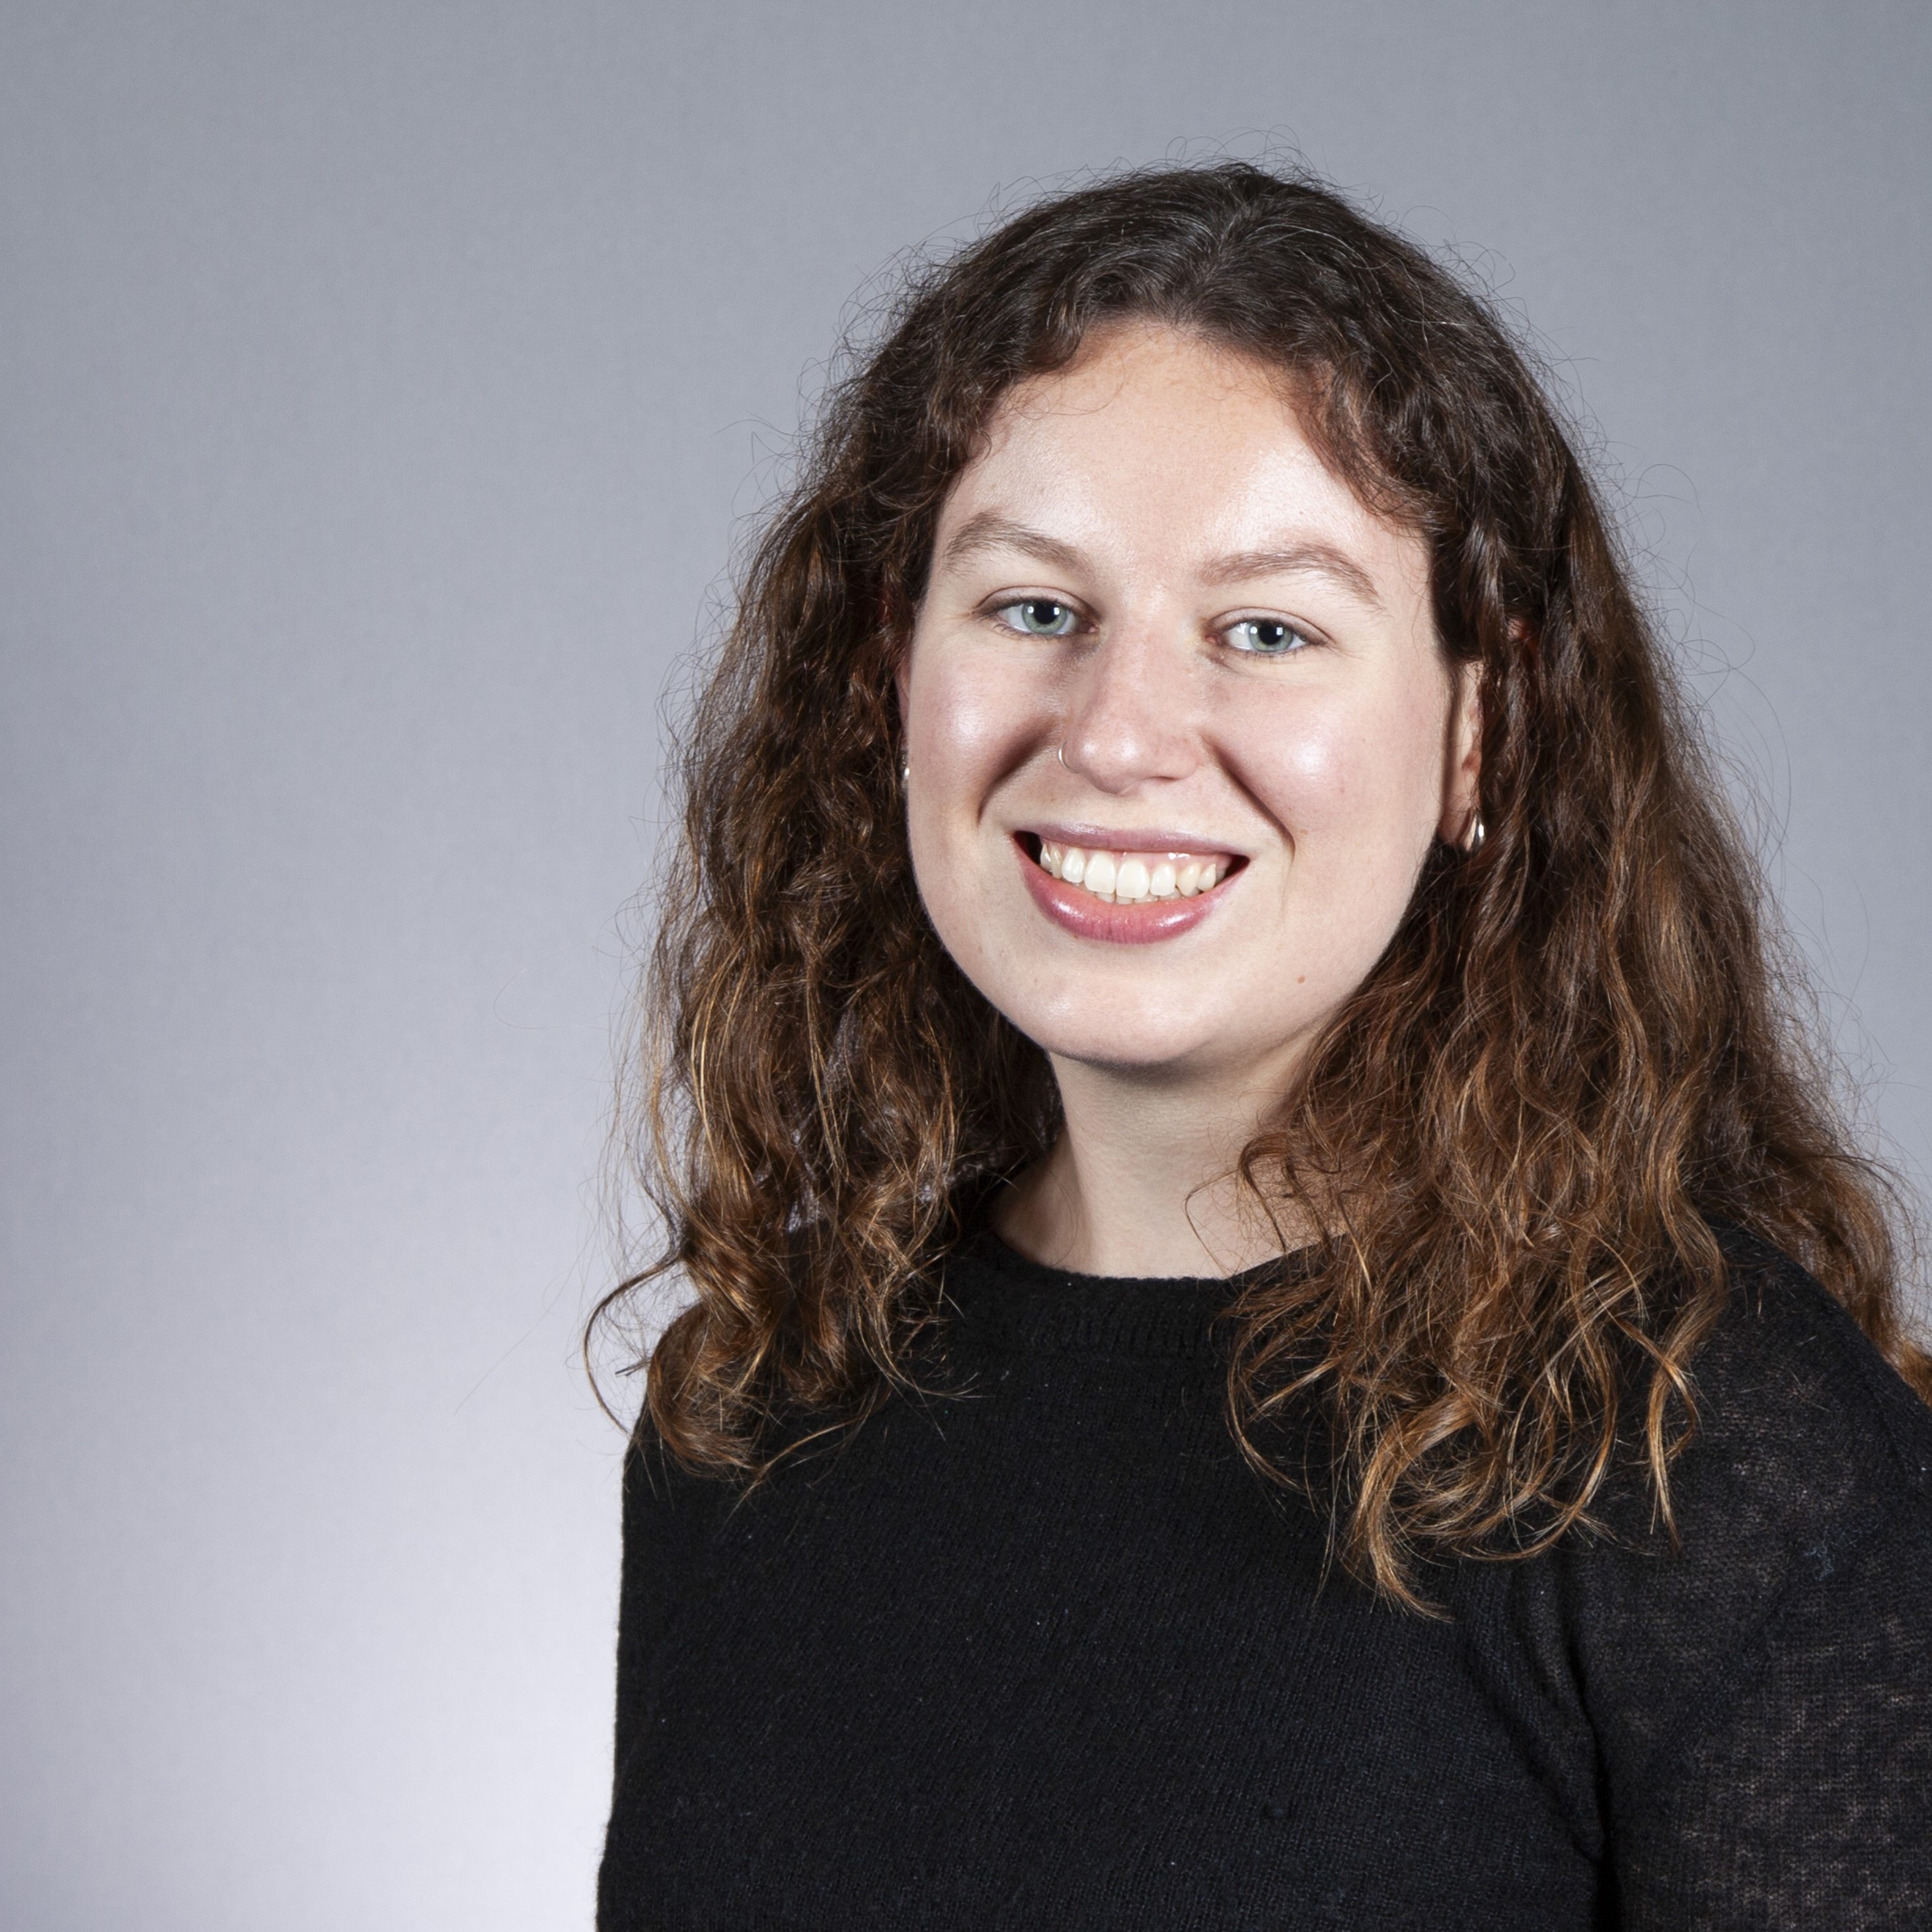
[[1023, 833, 1245, 904], [1013, 830, 1247, 942]]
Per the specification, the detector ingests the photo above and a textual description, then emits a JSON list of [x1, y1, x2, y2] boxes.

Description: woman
[[594, 163, 1932, 1927]]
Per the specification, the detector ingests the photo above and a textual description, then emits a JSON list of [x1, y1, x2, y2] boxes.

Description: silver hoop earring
[[900, 753, 911, 787], [1463, 811, 1487, 855]]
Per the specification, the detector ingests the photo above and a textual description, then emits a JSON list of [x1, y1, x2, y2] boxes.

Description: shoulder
[[1664, 1221, 1932, 1557], [613, 1416, 744, 1647], [1448, 1229, 1932, 1883], [1512, 1227, 1932, 1806], [615, 1401, 861, 1596], [1573, 1219, 1932, 1627], [619, 1414, 740, 1555], [1563, 1230, 1932, 1917]]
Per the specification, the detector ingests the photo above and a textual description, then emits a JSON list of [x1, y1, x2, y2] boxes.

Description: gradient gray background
[[3, 3, 1928, 1927]]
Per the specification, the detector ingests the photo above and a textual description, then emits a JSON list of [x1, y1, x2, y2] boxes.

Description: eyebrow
[[937, 513, 1089, 576], [1196, 543, 1383, 610], [937, 513, 1384, 611]]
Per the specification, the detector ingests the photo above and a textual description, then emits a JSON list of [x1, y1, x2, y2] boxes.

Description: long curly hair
[[594, 161, 1929, 1605]]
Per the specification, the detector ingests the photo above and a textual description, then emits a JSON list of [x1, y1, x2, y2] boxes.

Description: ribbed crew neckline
[[941, 1228, 1305, 1361]]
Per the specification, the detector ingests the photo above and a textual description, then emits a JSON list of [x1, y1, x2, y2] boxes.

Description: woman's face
[[899, 322, 1479, 1094]]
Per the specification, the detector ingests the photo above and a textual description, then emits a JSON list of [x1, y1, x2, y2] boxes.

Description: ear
[[1439, 656, 1483, 845]]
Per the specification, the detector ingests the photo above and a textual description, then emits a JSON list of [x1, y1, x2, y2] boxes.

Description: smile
[[1034, 839, 1231, 904], [1015, 831, 1245, 945]]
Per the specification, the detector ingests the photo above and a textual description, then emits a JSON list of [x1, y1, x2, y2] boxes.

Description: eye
[[995, 598, 1081, 638], [1225, 617, 1314, 656]]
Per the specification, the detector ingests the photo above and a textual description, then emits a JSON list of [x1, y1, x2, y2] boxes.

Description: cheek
[[1231, 681, 1446, 869], [901, 634, 1048, 957], [905, 637, 1050, 823]]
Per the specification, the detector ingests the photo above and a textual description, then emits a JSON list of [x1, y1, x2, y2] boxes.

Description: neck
[[990, 1051, 1313, 1279]]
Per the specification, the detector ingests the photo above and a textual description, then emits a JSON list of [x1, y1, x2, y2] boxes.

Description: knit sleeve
[[1563, 1241, 1932, 1928], [1610, 1501, 1932, 1927], [604, 1424, 731, 1812]]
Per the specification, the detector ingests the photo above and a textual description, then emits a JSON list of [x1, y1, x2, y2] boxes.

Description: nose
[[1056, 620, 1200, 793]]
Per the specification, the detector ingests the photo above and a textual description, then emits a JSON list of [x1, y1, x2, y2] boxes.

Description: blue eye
[[999, 598, 1079, 637], [1227, 617, 1310, 655]]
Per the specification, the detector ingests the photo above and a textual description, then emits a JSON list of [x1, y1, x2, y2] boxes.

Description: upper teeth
[[1037, 841, 1225, 902]]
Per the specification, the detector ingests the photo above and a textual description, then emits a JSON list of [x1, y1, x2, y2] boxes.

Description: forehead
[[940, 321, 1397, 565]]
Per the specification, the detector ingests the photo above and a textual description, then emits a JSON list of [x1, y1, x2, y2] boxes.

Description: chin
[[1041, 1036, 1202, 1075], [1003, 1002, 1250, 1079]]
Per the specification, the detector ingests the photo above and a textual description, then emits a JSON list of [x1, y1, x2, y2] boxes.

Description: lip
[[1014, 833, 1241, 945]]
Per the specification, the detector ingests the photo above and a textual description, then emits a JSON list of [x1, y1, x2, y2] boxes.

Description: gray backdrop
[[3, 3, 1927, 1927]]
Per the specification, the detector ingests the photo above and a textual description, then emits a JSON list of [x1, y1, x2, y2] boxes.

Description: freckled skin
[[899, 323, 1480, 1104]]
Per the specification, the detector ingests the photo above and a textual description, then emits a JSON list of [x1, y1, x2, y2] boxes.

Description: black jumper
[[598, 1225, 1932, 1929]]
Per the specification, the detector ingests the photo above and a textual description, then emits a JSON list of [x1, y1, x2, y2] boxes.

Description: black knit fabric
[[598, 1227, 1932, 1929]]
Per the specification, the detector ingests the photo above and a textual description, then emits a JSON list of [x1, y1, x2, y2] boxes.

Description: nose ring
[[1056, 744, 1068, 768]]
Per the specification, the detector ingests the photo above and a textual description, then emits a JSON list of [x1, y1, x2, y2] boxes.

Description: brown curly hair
[[593, 161, 1930, 1607]]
